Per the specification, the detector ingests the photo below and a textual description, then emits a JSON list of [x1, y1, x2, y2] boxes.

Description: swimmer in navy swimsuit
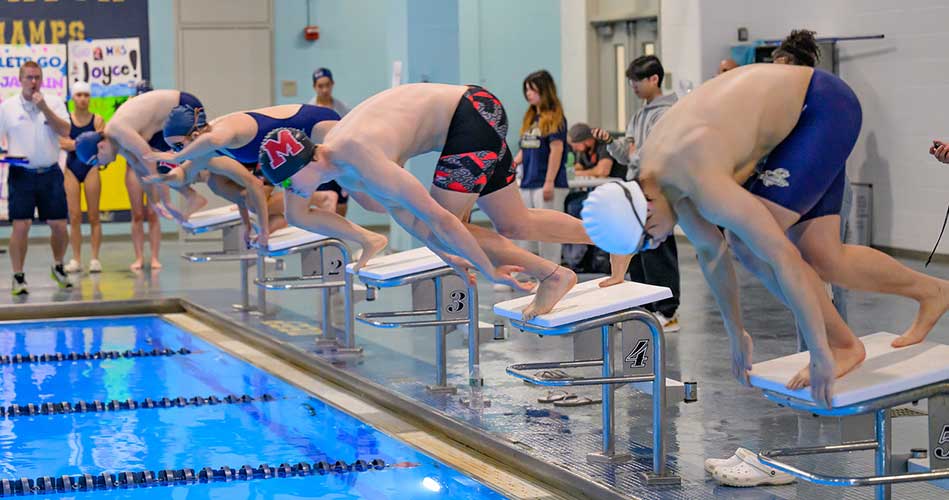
[[580, 63, 949, 407], [143, 104, 388, 263]]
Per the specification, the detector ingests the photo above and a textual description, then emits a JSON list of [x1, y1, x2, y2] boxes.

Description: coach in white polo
[[1, 61, 72, 295]]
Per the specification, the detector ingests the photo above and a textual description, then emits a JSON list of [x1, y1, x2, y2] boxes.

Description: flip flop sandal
[[704, 447, 750, 474], [553, 395, 602, 407], [533, 369, 570, 380], [711, 448, 796, 487], [537, 390, 572, 403]]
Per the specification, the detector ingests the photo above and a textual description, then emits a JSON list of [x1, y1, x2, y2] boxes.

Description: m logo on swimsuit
[[758, 168, 791, 188], [625, 339, 649, 368], [262, 130, 304, 170]]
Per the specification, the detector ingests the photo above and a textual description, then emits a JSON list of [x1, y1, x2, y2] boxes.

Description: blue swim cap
[[75, 131, 104, 166], [312, 67, 333, 83], [163, 105, 207, 139], [258, 128, 316, 185]]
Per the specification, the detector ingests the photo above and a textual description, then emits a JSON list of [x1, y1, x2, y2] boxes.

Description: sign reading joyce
[[0, 44, 67, 102], [68, 37, 141, 97]]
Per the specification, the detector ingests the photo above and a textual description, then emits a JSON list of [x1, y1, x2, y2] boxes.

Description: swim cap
[[312, 67, 333, 83], [71, 81, 91, 96], [74, 131, 104, 166], [258, 128, 316, 185], [135, 80, 153, 95], [581, 181, 649, 254], [163, 104, 207, 139]]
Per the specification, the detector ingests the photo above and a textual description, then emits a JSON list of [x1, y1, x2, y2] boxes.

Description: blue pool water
[[0, 316, 507, 499]]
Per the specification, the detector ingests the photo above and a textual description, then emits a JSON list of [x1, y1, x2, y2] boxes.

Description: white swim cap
[[72, 81, 91, 95], [581, 180, 649, 254]]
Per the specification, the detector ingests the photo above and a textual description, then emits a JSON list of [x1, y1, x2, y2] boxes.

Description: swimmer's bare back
[[107, 90, 182, 142], [324, 83, 469, 164], [640, 64, 813, 187]]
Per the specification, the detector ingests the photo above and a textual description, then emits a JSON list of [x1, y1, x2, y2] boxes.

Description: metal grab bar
[[507, 361, 655, 387], [758, 452, 949, 487], [254, 274, 345, 291], [182, 251, 256, 263]]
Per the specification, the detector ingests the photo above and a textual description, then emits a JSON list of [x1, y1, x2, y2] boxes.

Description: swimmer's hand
[[807, 355, 835, 408], [144, 150, 178, 164], [729, 330, 754, 386], [150, 201, 174, 220], [143, 168, 187, 188], [931, 140, 949, 164], [600, 253, 633, 288], [492, 265, 532, 291], [436, 252, 478, 286]]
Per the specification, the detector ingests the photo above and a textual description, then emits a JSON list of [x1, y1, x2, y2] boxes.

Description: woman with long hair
[[511, 70, 569, 264], [59, 82, 104, 274]]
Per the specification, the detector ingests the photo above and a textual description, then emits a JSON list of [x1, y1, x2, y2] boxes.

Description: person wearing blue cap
[[250, 83, 615, 320], [73, 89, 208, 271], [308, 68, 350, 118], [143, 103, 387, 266]]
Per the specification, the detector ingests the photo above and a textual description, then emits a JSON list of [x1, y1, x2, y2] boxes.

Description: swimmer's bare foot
[[786, 340, 866, 390], [521, 266, 577, 321], [355, 233, 389, 271], [129, 259, 144, 272], [150, 259, 162, 270], [892, 279, 949, 347]]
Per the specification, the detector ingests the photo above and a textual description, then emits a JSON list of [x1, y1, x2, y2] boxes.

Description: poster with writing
[[0, 44, 67, 101], [68, 37, 141, 97]]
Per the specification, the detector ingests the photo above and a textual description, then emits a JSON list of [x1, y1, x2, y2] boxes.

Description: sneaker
[[11, 273, 27, 295], [654, 312, 680, 333], [64, 259, 82, 274], [50, 265, 73, 289], [88, 259, 102, 273]]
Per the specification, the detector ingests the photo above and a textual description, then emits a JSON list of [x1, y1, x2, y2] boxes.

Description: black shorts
[[434, 86, 514, 197], [7, 166, 68, 221], [316, 180, 348, 204]]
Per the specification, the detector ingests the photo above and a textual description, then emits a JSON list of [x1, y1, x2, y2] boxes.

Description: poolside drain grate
[[0, 348, 193, 366], [0, 393, 276, 418], [0, 459, 397, 496]]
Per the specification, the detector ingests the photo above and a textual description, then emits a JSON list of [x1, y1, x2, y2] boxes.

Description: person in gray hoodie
[[595, 55, 682, 331]]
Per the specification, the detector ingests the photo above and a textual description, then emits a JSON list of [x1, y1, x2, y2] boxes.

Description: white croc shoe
[[704, 448, 748, 474], [711, 447, 796, 487], [89, 259, 102, 273], [64, 259, 82, 274]]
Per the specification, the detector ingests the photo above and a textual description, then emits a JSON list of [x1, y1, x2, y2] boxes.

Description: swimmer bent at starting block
[[251, 84, 619, 318], [582, 64, 949, 407]]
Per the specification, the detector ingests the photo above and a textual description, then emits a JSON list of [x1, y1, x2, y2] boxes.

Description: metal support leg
[[232, 258, 254, 311], [876, 408, 892, 500], [639, 312, 679, 485], [587, 324, 632, 464], [252, 255, 268, 316], [427, 276, 458, 394]]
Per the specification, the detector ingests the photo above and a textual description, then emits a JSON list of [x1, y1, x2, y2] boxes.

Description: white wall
[[659, 0, 949, 252]]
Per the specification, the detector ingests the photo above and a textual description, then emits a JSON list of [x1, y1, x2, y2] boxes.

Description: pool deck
[[1, 236, 948, 500]]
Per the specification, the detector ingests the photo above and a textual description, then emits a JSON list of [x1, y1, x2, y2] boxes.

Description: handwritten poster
[[68, 37, 141, 97], [0, 44, 67, 102]]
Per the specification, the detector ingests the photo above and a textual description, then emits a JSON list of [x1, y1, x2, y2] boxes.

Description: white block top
[[182, 204, 241, 231], [493, 277, 672, 328], [266, 226, 330, 252], [346, 247, 447, 280], [750, 332, 949, 408]]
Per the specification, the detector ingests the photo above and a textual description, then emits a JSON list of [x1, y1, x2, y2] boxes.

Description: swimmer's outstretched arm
[[148, 121, 240, 164], [205, 156, 270, 246], [685, 176, 835, 407], [331, 140, 504, 283]]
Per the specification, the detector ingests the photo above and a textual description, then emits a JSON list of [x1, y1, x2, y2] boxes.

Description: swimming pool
[[0, 315, 506, 499]]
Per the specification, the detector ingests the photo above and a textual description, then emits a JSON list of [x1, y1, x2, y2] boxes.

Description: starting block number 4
[[621, 324, 654, 377]]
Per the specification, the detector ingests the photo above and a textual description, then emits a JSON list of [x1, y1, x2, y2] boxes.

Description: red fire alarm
[[304, 25, 320, 41]]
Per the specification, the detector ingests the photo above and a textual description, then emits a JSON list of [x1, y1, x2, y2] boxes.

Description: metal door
[[597, 18, 658, 132]]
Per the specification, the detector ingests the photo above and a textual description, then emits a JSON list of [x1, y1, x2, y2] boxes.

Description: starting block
[[254, 226, 360, 354], [348, 247, 498, 395], [495, 278, 696, 485], [752, 333, 949, 500], [180, 205, 260, 312]]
